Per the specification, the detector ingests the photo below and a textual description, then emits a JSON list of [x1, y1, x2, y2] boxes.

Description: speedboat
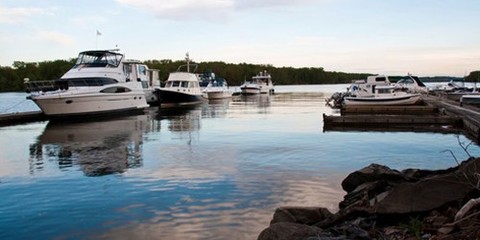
[[25, 49, 155, 117], [202, 76, 232, 100], [344, 85, 421, 105], [342, 75, 421, 106], [155, 53, 204, 106], [240, 70, 274, 95]]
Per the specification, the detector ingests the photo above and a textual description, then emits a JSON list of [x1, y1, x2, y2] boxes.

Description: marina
[[1, 85, 480, 240]]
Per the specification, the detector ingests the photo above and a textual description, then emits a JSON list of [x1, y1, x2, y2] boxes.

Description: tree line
[[0, 58, 371, 92], [1, 58, 477, 92]]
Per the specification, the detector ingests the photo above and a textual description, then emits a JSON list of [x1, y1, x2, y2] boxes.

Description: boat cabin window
[[167, 81, 181, 87], [138, 65, 147, 75], [181, 81, 189, 88], [377, 88, 392, 94], [100, 87, 132, 93], [74, 51, 123, 68], [375, 77, 387, 82], [59, 77, 118, 87]]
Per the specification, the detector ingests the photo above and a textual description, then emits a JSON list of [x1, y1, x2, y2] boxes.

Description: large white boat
[[202, 74, 232, 100], [155, 53, 204, 106], [342, 75, 421, 106], [25, 49, 157, 117], [240, 70, 274, 95]]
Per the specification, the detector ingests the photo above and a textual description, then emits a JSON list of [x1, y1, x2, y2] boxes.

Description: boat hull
[[240, 86, 260, 95], [344, 94, 420, 106], [31, 91, 149, 117], [460, 94, 480, 105], [205, 91, 232, 99], [156, 89, 204, 105]]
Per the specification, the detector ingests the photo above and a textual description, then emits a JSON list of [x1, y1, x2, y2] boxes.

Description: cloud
[[115, 0, 318, 21], [0, 6, 52, 24], [116, 0, 234, 21], [37, 31, 75, 46]]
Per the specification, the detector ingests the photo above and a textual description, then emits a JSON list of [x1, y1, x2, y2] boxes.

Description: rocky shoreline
[[258, 157, 480, 240]]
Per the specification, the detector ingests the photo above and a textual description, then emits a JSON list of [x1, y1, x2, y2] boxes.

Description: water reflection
[[231, 94, 272, 113], [29, 115, 151, 176], [202, 98, 231, 118]]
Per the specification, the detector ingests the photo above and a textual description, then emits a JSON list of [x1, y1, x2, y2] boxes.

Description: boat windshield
[[74, 51, 123, 68]]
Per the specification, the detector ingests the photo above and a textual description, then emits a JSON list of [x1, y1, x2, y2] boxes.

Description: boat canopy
[[74, 50, 123, 68]]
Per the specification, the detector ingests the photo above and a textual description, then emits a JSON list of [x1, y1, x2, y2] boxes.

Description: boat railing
[[25, 80, 60, 93], [176, 63, 198, 73]]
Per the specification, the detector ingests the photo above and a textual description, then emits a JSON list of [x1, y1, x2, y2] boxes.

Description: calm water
[[1, 85, 479, 240]]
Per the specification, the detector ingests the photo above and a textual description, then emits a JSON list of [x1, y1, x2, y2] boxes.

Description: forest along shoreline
[[257, 157, 480, 240]]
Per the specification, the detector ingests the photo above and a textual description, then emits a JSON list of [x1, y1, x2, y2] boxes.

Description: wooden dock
[[422, 95, 480, 142], [0, 111, 47, 126], [324, 95, 480, 142], [340, 105, 438, 115]]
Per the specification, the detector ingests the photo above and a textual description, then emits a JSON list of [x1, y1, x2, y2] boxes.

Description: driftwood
[[455, 197, 480, 221]]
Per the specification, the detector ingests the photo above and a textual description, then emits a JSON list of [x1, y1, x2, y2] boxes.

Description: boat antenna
[[185, 52, 191, 73]]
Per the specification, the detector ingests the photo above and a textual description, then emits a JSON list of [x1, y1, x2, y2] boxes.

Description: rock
[[341, 163, 405, 193], [258, 158, 480, 240], [257, 222, 323, 240], [375, 158, 480, 214], [271, 207, 334, 225]]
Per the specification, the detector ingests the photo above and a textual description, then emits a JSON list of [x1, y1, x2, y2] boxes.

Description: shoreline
[[258, 157, 480, 240]]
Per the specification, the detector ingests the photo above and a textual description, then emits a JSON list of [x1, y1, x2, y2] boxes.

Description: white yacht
[[202, 75, 232, 100], [25, 49, 155, 117], [155, 53, 204, 106], [343, 75, 421, 106], [240, 70, 274, 95]]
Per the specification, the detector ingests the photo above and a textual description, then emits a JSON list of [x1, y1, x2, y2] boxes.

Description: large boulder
[[257, 222, 323, 240], [270, 207, 334, 225], [341, 163, 406, 193], [375, 158, 480, 214]]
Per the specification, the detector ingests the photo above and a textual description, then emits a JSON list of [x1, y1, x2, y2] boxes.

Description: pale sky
[[0, 0, 479, 77]]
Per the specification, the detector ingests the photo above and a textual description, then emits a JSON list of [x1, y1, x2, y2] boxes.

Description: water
[[1, 85, 479, 240]]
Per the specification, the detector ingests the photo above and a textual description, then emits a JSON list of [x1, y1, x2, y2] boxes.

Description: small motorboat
[[202, 77, 232, 100], [25, 49, 156, 117], [328, 75, 421, 107], [344, 85, 421, 106], [240, 70, 274, 95]]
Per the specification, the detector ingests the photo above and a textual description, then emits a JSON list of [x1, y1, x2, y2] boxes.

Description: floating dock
[[0, 111, 47, 126], [324, 95, 480, 142]]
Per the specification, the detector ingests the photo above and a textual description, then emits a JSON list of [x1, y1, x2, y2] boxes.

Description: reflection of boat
[[25, 49, 157, 117], [240, 70, 274, 95], [328, 75, 421, 107], [155, 53, 204, 106], [202, 98, 230, 118], [29, 115, 150, 176], [233, 94, 272, 112], [202, 76, 232, 99]]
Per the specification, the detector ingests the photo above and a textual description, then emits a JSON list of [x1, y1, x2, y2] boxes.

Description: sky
[[0, 0, 479, 77]]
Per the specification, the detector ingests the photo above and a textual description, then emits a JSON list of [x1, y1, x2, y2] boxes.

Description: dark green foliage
[[465, 71, 480, 83], [2, 57, 475, 92], [143, 59, 371, 86], [1, 59, 75, 92]]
